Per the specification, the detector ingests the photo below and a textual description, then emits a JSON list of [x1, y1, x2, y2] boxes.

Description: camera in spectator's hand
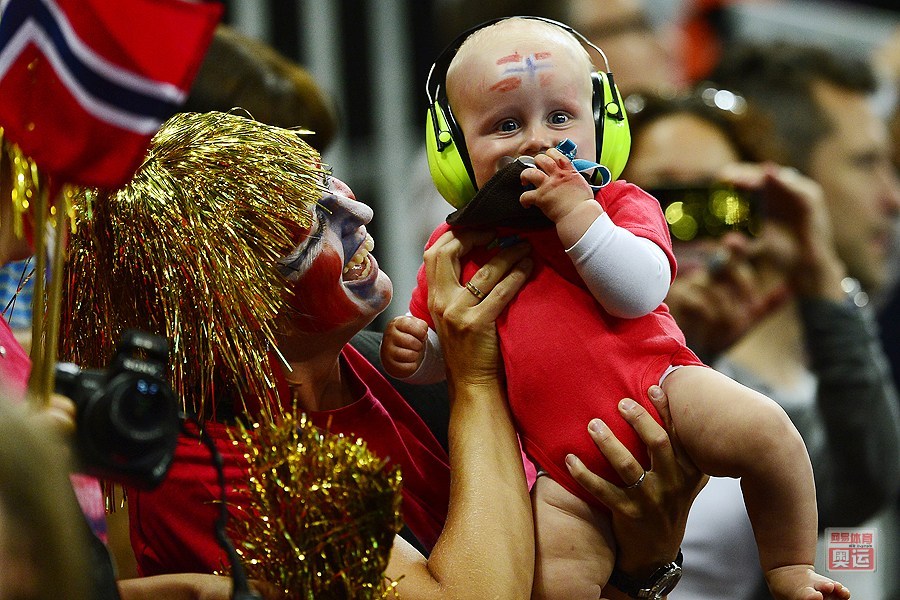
[[55, 329, 181, 489], [648, 184, 764, 241]]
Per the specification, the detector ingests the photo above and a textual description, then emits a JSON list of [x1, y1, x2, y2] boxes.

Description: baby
[[382, 16, 849, 600]]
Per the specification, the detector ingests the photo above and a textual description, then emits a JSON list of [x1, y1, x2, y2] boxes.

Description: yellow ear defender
[[425, 16, 631, 209], [425, 95, 476, 208]]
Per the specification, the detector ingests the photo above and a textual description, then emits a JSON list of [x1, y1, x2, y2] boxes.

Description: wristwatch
[[607, 550, 683, 599]]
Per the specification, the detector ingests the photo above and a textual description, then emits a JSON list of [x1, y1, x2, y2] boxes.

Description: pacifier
[[497, 139, 611, 190], [555, 139, 612, 189]]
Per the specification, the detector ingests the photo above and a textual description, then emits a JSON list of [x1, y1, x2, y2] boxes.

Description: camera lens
[[121, 380, 160, 427], [107, 374, 179, 443]]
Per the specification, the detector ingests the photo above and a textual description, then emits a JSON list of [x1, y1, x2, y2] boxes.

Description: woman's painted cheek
[[284, 247, 362, 332]]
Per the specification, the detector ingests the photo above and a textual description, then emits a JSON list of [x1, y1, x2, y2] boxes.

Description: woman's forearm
[[390, 229, 535, 598], [383, 380, 534, 600], [424, 379, 534, 599]]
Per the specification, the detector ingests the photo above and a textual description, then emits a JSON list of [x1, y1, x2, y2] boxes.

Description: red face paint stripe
[[490, 77, 522, 92], [496, 53, 522, 65], [285, 248, 361, 332]]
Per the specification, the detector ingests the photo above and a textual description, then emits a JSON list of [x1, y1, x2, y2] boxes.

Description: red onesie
[[127, 344, 451, 575], [410, 181, 703, 506]]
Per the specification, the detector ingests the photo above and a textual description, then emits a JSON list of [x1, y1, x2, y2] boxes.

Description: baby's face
[[447, 21, 597, 189]]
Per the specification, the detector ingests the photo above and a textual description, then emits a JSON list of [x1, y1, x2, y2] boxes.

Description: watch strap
[[607, 549, 684, 599]]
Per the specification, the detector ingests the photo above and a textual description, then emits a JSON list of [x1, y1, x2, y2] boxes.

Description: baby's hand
[[381, 316, 429, 379], [519, 147, 596, 224], [765, 564, 851, 600]]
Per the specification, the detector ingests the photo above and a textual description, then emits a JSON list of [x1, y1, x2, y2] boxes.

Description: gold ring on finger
[[465, 280, 486, 301]]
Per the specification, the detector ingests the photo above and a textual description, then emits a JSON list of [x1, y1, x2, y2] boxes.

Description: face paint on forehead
[[498, 52, 553, 78], [489, 51, 554, 93], [490, 78, 522, 93], [497, 53, 523, 65]]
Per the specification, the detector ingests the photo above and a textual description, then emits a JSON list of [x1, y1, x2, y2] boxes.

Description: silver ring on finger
[[465, 280, 486, 301], [624, 470, 646, 490]]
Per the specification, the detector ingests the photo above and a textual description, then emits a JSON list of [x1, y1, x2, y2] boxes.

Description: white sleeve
[[565, 213, 671, 318], [399, 324, 447, 384]]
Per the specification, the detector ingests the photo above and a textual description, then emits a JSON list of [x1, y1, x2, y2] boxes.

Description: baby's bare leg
[[531, 475, 615, 600], [663, 366, 849, 600]]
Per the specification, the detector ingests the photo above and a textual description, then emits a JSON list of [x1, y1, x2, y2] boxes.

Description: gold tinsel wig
[[58, 111, 325, 419]]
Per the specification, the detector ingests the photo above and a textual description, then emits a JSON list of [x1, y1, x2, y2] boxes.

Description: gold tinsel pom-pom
[[227, 411, 404, 599]]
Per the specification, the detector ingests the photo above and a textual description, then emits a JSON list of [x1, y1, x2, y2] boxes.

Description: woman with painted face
[[59, 112, 702, 598]]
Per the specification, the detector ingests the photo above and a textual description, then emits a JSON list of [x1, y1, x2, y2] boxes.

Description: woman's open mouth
[[342, 233, 375, 281]]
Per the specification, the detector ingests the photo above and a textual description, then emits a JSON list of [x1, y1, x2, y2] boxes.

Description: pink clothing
[[410, 181, 703, 506], [0, 318, 108, 539], [128, 344, 451, 575], [0, 317, 31, 397]]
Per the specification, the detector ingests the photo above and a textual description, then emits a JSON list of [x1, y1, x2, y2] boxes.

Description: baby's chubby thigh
[[660, 365, 799, 478], [531, 474, 615, 600]]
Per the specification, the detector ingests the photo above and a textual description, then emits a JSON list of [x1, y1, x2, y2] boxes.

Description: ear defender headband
[[425, 16, 631, 209]]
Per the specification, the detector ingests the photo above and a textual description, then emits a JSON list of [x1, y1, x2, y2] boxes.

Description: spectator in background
[[0, 399, 91, 600], [623, 49, 900, 597], [871, 23, 900, 410], [562, 0, 689, 96], [184, 24, 338, 153], [711, 41, 900, 301], [709, 38, 900, 600]]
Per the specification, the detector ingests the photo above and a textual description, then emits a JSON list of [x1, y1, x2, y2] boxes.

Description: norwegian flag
[[0, 0, 221, 188]]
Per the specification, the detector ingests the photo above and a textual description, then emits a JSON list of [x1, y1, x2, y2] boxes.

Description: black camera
[[55, 330, 181, 490], [647, 184, 764, 242]]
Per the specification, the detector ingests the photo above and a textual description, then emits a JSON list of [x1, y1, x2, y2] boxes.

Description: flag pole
[[27, 170, 48, 408], [37, 188, 68, 407]]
